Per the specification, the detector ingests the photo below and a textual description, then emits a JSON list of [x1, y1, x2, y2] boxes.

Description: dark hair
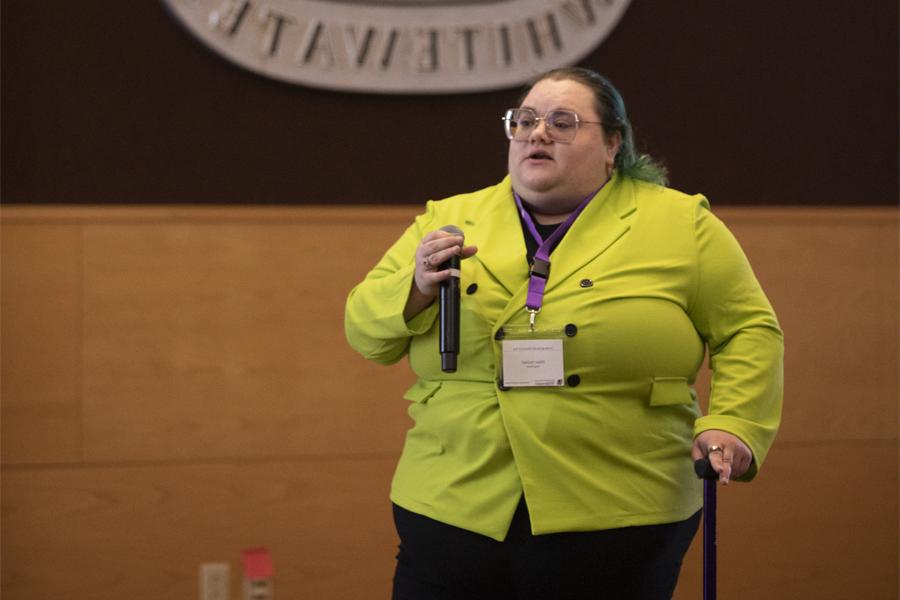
[[518, 67, 668, 186]]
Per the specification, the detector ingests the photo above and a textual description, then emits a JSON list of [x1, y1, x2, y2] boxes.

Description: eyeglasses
[[501, 108, 603, 143]]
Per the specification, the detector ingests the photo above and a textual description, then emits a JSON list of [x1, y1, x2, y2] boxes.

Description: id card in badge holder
[[500, 325, 565, 388]]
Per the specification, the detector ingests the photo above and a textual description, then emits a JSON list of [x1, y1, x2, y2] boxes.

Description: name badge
[[501, 339, 565, 387]]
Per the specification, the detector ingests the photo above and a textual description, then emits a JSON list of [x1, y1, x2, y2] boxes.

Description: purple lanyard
[[513, 179, 609, 330]]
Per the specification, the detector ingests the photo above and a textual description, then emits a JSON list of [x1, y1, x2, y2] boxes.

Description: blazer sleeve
[[687, 197, 784, 481], [344, 201, 441, 365]]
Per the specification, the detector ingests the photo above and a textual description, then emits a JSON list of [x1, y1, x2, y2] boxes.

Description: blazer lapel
[[466, 177, 529, 296], [543, 174, 636, 293], [462, 175, 637, 327]]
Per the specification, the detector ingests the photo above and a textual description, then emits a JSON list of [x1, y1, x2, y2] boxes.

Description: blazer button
[[579, 279, 593, 288], [565, 323, 578, 337], [494, 328, 505, 341], [466, 283, 478, 295], [567, 374, 581, 387]]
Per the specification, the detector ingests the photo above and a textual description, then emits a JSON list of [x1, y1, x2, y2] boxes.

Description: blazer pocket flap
[[403, 380, 442, 404], [650, 377, 694, 407]]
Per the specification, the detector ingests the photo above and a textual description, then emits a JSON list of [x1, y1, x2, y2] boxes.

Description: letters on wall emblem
[[161, 0, 632, 94]]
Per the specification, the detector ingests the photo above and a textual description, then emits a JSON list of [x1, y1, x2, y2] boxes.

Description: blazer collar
[[465, 173, 637, 298], [542, 173, 636, 294], [465, 176, 527, 295]]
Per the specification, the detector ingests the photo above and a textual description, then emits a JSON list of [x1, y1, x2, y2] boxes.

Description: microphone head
[[440, 224, 465, 243]]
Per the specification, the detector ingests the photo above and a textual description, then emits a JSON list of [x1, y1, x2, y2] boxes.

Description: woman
[[345, 67, 783, 599]]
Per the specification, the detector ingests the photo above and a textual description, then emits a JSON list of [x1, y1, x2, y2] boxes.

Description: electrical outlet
[[200, 563, 230, 600]]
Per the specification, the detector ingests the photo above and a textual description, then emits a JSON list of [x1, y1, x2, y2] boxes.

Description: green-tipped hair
[[518, 67, 668, 186]]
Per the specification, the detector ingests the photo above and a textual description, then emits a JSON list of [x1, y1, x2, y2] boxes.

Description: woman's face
[[508, 78, 620, 212]]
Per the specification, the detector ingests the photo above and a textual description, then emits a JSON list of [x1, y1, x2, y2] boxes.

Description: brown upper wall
[[1, 1, 897, 205]]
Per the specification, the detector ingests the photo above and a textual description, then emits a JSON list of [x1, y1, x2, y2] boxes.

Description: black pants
[[392, 499, 701, 600]]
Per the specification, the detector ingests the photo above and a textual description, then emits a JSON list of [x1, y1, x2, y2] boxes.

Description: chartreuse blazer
[[345, 173, 783, 541]]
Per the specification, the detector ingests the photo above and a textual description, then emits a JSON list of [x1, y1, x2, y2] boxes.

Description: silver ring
[[707, 445, 724, 455]]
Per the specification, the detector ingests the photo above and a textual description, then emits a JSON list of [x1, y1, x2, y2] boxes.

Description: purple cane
[[694, 458, 718, 600]]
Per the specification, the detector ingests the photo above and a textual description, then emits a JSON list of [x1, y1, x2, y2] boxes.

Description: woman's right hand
[[404, 230, 478, 320]]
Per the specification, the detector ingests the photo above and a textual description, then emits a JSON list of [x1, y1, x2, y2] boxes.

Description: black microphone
[[438, 225, 464, 372]]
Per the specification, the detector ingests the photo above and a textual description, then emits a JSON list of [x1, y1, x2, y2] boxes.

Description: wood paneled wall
[[2, 205, 898, 599]]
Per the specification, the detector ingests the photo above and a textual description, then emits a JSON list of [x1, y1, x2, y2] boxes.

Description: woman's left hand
[[691, 430, 753, 484]]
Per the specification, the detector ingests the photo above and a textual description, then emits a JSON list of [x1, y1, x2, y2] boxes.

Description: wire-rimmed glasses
[[501, 108, 603, 143]]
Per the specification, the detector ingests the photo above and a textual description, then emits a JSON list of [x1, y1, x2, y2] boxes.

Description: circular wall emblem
[[161, 0, 632, 94]]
